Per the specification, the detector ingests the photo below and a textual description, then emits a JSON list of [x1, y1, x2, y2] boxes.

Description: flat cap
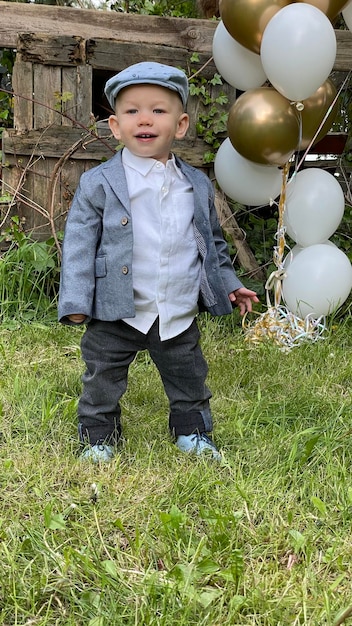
[[104, 61, 189, 109]]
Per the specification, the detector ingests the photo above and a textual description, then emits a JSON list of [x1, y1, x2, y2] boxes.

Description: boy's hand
[[68, 314, 87, 324], [229, 288, 259, 316]]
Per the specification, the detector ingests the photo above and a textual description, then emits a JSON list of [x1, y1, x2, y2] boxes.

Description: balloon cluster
[[213, 0, 352, 344]]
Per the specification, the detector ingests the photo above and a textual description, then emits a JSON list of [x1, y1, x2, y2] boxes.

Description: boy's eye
[[126, 108, 138, 114], [153, 108, 165, 114]]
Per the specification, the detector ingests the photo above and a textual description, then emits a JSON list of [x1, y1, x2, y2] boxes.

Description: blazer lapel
[[102, 151, 131, 210]]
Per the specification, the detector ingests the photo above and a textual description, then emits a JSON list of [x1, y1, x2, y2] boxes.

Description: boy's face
[[108, 84, 189, 164]]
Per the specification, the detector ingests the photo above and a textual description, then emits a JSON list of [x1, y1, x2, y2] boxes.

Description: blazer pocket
[[95, 256, 107, 277]]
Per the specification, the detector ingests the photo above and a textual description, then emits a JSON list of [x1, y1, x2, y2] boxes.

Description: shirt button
[[122, 266, 129, 275], [121, 217, 128, 226]]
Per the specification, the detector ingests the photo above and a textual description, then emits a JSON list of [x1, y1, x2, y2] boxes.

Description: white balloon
[[283, 241, 336, 269], [283, 169, 345, 247], [214, 138, 282, 206], [282, 244, 352, 318], [260, 4, 337, 102], [343, 2, 352, 30], [213, 21, 267, 91]]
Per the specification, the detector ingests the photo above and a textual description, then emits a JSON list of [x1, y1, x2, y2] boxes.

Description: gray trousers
[[78, 318, 213, 445]]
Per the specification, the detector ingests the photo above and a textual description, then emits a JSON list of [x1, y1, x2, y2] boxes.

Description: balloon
[[282, 244, 352, 318], [284, 169, 345, 246], [219, 0, 291, 54], [283, 241, 336, 268], [299, 79, 339, 150], [298, 0, 351, 21], [212, 21, 267, 91], [227, 88, 300, 167], [214, 138, 283, 206], [260, 4, 337, 102], [343, 2, 352, 30]]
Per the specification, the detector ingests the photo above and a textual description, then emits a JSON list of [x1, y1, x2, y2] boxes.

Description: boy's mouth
[[136, 133, 157, 139]]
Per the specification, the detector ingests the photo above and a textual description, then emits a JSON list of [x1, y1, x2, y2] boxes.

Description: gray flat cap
[[104, 62, 189, 109]]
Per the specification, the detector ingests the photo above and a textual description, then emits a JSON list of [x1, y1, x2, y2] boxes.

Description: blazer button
[[121, 217, 128, 226], [122, 266, 129, 274]]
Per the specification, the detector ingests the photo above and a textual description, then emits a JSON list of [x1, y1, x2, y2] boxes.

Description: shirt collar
[[122, 147, 183, 179]]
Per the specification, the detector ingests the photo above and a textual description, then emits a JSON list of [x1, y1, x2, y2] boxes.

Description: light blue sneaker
[[176, 433, 221, 460], [80, 443, 115, 463]]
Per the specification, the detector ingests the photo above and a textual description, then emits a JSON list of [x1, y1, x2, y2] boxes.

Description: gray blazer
[[58, 150, 243, 324]]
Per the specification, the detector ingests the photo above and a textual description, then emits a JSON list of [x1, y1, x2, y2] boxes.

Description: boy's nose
[[138, 112, 152, 125]]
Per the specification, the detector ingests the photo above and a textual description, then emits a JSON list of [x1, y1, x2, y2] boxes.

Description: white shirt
[[121, 148, 201, 341]]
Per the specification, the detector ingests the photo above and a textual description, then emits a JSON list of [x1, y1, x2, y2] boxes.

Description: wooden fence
[[0, 4, 235, 239]]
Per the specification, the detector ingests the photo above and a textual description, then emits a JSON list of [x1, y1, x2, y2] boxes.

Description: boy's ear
[[175, 112, 189, 140], [108, 115, 121, 140]]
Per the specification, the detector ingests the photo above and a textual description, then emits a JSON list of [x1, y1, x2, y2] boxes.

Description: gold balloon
[[299, 79, 339, 150], [227, 87, 300, 167], [219, 0, 292, 54], [297, 0, 350, 22]]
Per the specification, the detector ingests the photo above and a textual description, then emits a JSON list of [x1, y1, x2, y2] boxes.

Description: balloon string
[[265, 269, 286, 309], [270, 161, 290, 307]]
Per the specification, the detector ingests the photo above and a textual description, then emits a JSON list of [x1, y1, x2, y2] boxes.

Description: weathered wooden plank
[[1, 2, 351, 71], [16, 33, 86, 66], [0, 2, 216, 52], [26, 157, 54, 236], [12, 58, 33, 131], [33, 64, 61, 128], [1, 153, 23, 201], [60, 158, 86, 210], [86, 38, 217, 77], [3, 127, 118, 160], [61, 65, 93, 126], [335, 30, 352, 71]]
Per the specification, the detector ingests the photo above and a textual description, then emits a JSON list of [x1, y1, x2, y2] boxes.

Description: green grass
[[0, 314, 352, 625]]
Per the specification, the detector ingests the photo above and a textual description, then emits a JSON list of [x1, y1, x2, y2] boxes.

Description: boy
[[58, 62, 259, 462]]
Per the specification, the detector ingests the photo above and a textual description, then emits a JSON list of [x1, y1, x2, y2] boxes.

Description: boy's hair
[[105, 62, 189, 110]]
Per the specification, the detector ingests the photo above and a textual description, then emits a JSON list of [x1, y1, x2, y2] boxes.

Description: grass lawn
[[0, 313, 351, 625]]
